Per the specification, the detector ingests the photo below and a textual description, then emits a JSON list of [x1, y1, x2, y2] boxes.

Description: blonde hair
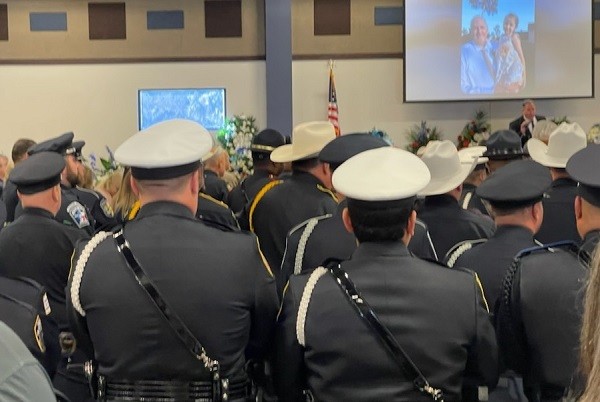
[[95, 169, 123, 198], [579, 245, 600, 401], [111, 168, 138, 220]]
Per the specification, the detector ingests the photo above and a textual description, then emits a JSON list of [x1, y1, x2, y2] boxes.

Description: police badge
[[67, 201, 91, 229]]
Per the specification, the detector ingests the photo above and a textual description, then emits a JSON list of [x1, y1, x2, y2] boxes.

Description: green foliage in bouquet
[[457, 109, 491, 149], [406, 121, 442, 154]]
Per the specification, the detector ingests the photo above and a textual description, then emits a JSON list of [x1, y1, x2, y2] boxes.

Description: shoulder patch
[[100, 198, 114, 218], [33, 315, 45, 353], [67, 201, 91, 229]]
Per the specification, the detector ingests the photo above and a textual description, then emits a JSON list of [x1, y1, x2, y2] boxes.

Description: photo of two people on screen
[[461, 0, 534, 95]]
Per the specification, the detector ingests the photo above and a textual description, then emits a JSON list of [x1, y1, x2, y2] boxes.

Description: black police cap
[[27, 132, 74, 156], [476, 159, 551, 209], [482, 130, 528, 160], [566, 144, 600, 207], [319, 133, 389, 166], [251, 129, 286, 153], [9, 152, 65, 194], [71, 140, 85, 160]]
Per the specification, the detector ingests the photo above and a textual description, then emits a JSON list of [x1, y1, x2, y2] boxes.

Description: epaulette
[[198, 192, 229, 209], [445, 239, 488, 268], [248, 180, 283, 232], [316, 184, 339, 203]]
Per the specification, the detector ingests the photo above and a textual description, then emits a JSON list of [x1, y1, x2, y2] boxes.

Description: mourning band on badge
[[130, 161, 202, 180], [578, 184, 600, 208]]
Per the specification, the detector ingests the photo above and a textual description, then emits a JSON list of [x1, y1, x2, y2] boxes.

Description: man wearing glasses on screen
[[461, 15, 496, 94]]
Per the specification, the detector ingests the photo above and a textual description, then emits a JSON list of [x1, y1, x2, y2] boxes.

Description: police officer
[[0, 151, 91, 400], [68, 119, 278, 401], [528, 122, 588, 244], [482, 130, 527, 174], [249, 121, 338, 274], [446, 159, 552, 309], [197, 191, 240, 231], [275, 147, 498, 401], [69, 140, 119, 231], [566, 143, 600, 257], [228, 128, 286, 229], [495, 146, 593, 401], [417, 140, 495, 260], [458, 146, 490, 216], [2, 138, 36, 223], [20, 133, 94, 235]]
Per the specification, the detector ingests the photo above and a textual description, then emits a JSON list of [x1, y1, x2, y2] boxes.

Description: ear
[[130, 176, 141, 198], [191, 170, 200, 195], [574, 196, 583, 220], [532, 202, 543, 225], [341, 207, 354, 234], [406, 210, 417, 237]]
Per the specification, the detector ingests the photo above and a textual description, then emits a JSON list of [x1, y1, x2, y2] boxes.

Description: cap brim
[[418, 162, 475, 196], [270, 144, 320, 163], [527, 138, 566, 168]]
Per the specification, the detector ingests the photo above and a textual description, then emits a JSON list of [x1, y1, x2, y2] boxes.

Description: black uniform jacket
[[279, 202, 438, 296], [196, 192, 240, 231], [68, 201, 278, 382], [227, 170, 273, 217], [0, 208, 88, 330], [496, 244, 586, 397], [72, 186, 118, 231], [452, 225, 538, 310], [460, 183, 489, 216], [418, 194, 495, 260], [250, 171, 337, 275], [15, 185, 95, 236], [580, 229, 600, 259], [203, 170, 229, 205], [275, 242, 498, 402], [536, 178, 579, 244], [2, 179, 18, 222]]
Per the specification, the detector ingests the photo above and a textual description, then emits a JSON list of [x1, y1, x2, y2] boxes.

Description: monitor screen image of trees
[[404, 0, 593, 102]]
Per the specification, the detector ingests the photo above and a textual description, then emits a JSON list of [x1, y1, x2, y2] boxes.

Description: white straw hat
[[270, 121, 336, 163], [528, 122, 587, 168], [419, 140, 476, 196]]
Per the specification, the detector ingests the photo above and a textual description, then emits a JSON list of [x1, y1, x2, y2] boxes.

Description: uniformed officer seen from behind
[[458, 146, 490, 216], [494, 146, 596, 401], [528, 122, 588, 244], [19, 133, 94, 235], [67, 119, 279, 402], [2, 138, 36, 222], [0, 151, 91, 401], [275, 147, 498, 401]]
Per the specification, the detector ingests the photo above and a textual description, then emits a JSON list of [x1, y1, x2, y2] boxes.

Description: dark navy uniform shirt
[[536, 178, 579, 244], [276, 241, 498, 401], [69, 201, 278, 382]]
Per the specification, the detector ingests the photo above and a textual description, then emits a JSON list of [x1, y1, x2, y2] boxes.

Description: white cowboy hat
[[528, 122, 587, 168], [270, 121, 336, 163], [418, 140, 476, 196], [458, 145, 488, 165], [531, 120, 558, 144]]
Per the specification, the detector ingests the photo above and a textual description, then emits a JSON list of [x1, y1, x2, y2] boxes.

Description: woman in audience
[[112, 168, 139, 223], [578, 246, 600, 401]]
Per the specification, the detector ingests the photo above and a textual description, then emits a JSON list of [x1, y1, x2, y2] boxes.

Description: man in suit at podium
[[509, 99, 546, 146]]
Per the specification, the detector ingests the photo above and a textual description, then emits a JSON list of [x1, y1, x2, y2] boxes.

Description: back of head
[[333, 147, 430, 243], [11, 138, 36, 164], [251, 128, 286, 165]]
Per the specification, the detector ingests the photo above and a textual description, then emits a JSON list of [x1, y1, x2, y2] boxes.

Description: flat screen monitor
[[138, 88, 226, 130], [404, 0, 593, 102]]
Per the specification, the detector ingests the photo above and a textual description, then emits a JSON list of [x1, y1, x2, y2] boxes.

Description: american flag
[[328, 64, 340, 136]]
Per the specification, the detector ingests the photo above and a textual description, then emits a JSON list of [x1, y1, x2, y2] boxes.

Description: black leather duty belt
[[97, 376, 251, 401]]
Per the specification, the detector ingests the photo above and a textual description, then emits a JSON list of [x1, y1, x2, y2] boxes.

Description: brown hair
[[579, 245, 600, 401]]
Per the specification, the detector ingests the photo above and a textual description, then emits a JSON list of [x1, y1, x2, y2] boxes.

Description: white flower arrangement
[[217, 115, 258, 177]]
